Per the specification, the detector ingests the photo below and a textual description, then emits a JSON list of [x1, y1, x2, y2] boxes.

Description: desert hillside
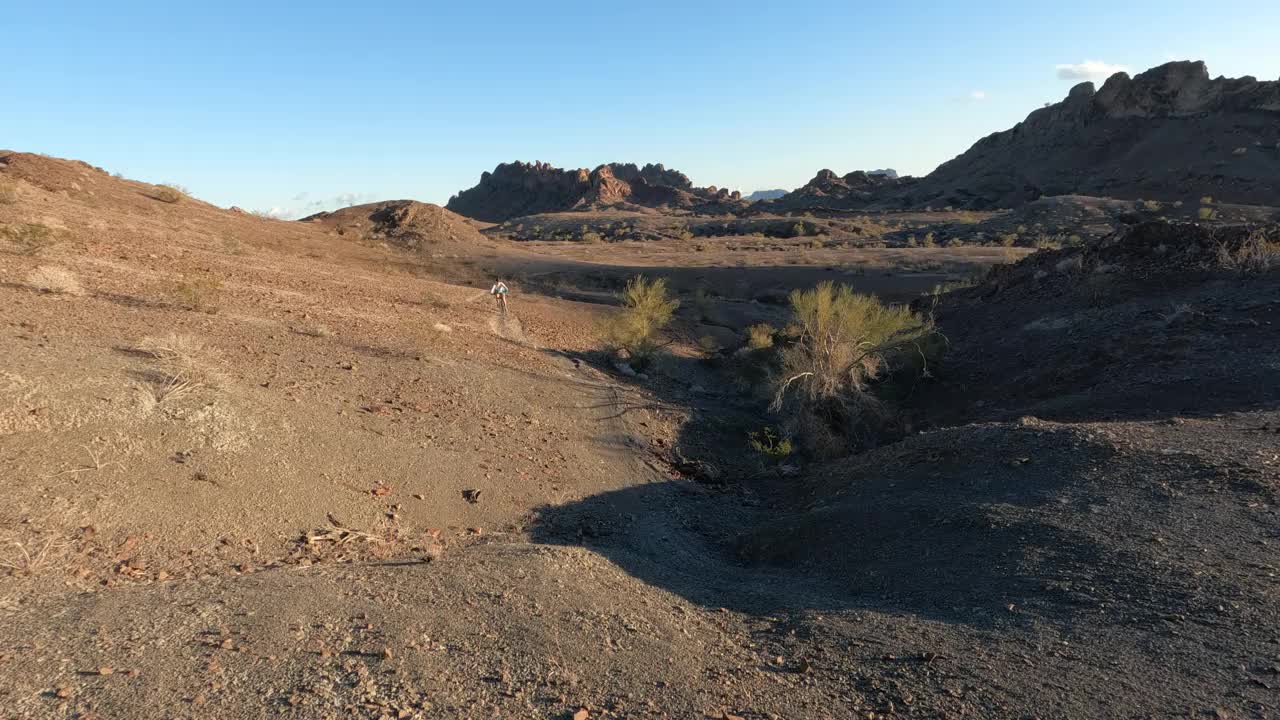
[[760, 61, 1280, 212], [2, 132, 1279, 720]]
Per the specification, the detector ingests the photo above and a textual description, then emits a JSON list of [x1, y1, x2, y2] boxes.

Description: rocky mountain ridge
[[446, 161, 743, 221]]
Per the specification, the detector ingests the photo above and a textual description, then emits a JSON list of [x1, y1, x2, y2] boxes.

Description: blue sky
[[4, 1, 1278, 217]]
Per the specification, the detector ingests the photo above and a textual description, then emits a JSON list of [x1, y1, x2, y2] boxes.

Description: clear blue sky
[[4, 1, 1278, 217]]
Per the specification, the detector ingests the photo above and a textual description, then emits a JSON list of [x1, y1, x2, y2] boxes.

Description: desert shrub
[[748, 426, 794, 461], [676, 226, 694, 241], [421, 289, 450, 309], [27, 266, 85, 296], [132, 334, 216, 404], [601, 275, 679, 367], [925, 277, 977, 297], [2, 223, 59, 256], [1218, 232, 1280, 273], [160, 273, 223, 313], [1142, 200, 1163, 212], [745, 323, 775, 350], [581, 231, 604, 243], [150, 184, 186, 204], [697, 335, 721, 356], [906, 235, 918, 248], [1198, 207, 1219, 221], [1200, 196, 1215, 206], [921, 233, 937, 249], [0, 179, 17, 204], [692, 288, 713, 321], [998, 233, 1018, 247], [789, 223, 806, 238], [771, 282, 936, 456]]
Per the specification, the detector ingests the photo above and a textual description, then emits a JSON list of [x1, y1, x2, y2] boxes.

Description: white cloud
[[255, 192, 376, 221], [969, 90, 987, 101], [1055, 60, 1129, 81]]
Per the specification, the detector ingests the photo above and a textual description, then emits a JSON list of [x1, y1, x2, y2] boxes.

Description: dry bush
[[293, 323, 333, 338], [601, 275, 679, 368], [421, 289, 451, 309], [746, 323, 775, 350], [159, 274, 223, 312], [133, 333, 217, 404], [150, 184, 186, 203], [1218, 232, 1280, 273], [771, 282, 936, 456], [0, 178, 17, 204], [697, 335, 722, 356], [0, 535, 69, 577], [2, 222, 59, 256], [27, 266, 85, 296]]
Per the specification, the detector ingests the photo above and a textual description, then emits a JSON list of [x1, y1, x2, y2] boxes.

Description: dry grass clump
[[0, 178, 18, 204], [149, 184, 187, 204], [2, 222, 59, 256], [133, 333, 217, 404], [1218, 231, 1279, 273], [601, 275, 679, 368], [159, 273, 223, 313], [27, 266, 85, 296], [293, 323, 334, 338], [421, 289, 451, 309], [745, 323, 775, 350], [771, 281, 936, 456], [0, 534, 69, 577]]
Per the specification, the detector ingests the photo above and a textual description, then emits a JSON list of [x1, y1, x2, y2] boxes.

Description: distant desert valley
[[2, 60, 1279, 719]]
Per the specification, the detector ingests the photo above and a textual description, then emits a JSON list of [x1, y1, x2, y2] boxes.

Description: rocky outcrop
[[905, 61, 1280, 209], [767, 61, 1280, 212], [446, 161, 742, 221], [759, 168, 912, 212]]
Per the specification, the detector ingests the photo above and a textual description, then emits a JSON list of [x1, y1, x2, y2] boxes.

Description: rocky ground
[[2, 152, 1278, 719]]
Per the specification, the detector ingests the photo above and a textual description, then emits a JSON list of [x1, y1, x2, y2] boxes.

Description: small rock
[[462, 489, 482, 504], [96, 667, 114, 676], [572, 709, 590, 720], [55, 687, 72, 698]]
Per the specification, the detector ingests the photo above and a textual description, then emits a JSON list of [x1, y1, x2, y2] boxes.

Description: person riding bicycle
[[490, 279, 510, 314]]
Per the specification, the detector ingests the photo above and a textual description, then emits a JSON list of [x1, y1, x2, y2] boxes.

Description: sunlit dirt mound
[[302, 199, 492, 251]]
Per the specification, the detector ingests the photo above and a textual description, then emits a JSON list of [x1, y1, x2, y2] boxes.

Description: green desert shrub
[[748, 426, 794, 462], [601, 275, 679, 367], [771, 282, 937, 456]]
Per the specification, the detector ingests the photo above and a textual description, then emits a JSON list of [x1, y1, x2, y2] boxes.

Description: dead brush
[[158, 273, 223, 313], [27, 265, 86, 296], [1217, 231, 1280, 273], [2, 222, 60, 256], [132, 333, 216, 404], [0, 535, 70, 577], [0, 178, 18, 204]]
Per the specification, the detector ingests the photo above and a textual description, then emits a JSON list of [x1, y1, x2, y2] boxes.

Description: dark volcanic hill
[[771, 61, 1280, 212], [758, 168, 913, 212], [446, 161, 743, 221]]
